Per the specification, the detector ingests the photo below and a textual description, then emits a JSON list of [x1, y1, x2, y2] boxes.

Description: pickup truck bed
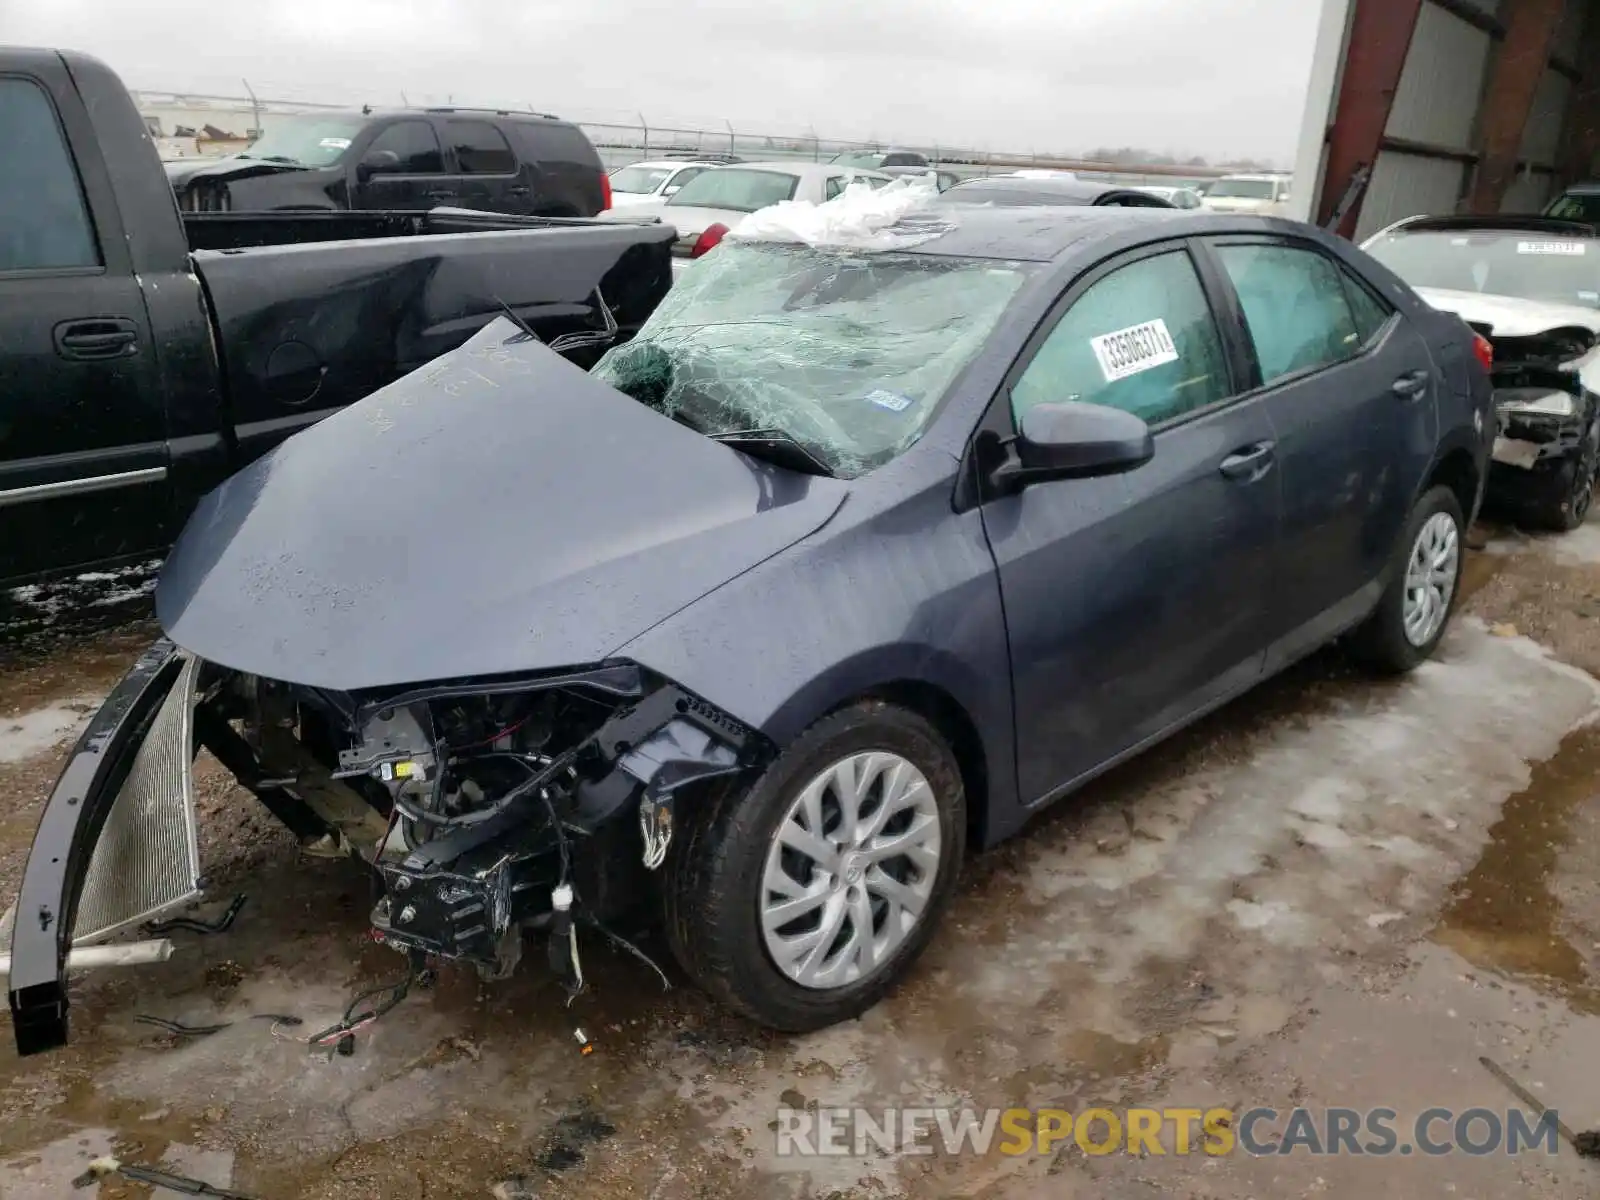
[[0, 48, 674, 588]]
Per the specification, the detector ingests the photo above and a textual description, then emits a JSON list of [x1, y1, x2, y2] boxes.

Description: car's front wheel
[[1348, 484, 1466, 674], [1535, 416, 1599, 532], [663, 701, 965, 1031]]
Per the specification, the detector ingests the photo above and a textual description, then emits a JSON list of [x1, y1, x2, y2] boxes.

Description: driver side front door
[[978, 241, 1283, 805]]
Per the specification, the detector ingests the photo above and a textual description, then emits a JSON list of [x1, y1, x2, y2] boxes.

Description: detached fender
[[8, 640, 185, 1056]]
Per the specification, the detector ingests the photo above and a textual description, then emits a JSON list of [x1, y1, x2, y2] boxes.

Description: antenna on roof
[[361, 103, 371, 116]]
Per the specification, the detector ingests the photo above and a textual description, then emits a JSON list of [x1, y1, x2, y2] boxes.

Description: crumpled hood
[[156, 317, 846, 691], [1412, 287, 1600, 337]]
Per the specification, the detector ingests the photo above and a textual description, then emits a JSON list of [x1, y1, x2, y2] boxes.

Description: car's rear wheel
[[662, 701, 965, 1031], [1348, 484, 1465, 674]]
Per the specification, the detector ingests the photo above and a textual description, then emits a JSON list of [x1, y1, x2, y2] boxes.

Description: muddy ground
[[7, 521, 1600, 1198]]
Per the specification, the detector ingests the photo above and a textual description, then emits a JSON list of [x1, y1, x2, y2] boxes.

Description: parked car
[[830, 148, 930, 169], [0, 47, 674, 588], [934, 175, 1178, 208], [606, 161, 894, 266], [11, 204, 1491, 1054], [1542, 182, 1600, 221], [880, 165, 963, 191], [1135, 184, 1205, 209], [1363, 214, 1600, 530], [607, 158, 724, 208], [164, 104, 612, 217], [1201, 173, 1293, 214]]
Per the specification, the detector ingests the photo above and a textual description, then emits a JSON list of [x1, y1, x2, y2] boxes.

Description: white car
[[607, 159, 724, 208], [1200, 173, 1293, 215], [1134, 184, 1204, 210], [613, 160, 894, 268]]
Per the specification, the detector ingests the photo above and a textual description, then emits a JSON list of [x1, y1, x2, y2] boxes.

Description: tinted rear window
[[519, 120, 601, 167]]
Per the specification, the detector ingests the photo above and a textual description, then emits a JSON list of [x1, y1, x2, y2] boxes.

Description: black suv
[[166, 107, 611, 217]]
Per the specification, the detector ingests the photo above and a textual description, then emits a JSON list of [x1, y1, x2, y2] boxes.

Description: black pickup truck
[[0, 48, 673, 588]]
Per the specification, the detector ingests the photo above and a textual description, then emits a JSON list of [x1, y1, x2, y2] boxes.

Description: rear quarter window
[[518, 121, 601, 168]]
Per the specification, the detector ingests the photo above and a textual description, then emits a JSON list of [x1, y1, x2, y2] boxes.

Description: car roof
[[1557, 181, 1600, 195], [1379, 213, 1600, 238], [707, 160, 892, 181], [300, 106, 577, 127], [618, 159, 721, 170], [832, 204, 1195, 262], [936, 175, 1162, 205]]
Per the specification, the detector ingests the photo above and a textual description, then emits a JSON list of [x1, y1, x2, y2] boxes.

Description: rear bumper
[[7, 640, 203, 1056]]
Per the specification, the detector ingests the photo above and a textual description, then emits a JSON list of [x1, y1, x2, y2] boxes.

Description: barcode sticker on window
[[1090, 319, 1180, 383], [1517, 241, 1586, 256]]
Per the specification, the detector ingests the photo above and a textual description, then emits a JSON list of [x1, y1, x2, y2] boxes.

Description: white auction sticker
[[319, 137, 353, 149], [1517, 240, 1586, 256], [1090, 319, 1179, 383]]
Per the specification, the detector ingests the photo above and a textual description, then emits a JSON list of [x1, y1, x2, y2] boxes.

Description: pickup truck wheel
[[662, 701, 965, 1032], [1536, 420, 1599, 532], [1348, 485, 1465, 675]]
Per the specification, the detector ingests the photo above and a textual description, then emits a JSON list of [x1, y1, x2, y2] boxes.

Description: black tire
[[1535, 419, 1598, 532], [662, 700, 966, 1032], [1348, 484, 1466, 675]]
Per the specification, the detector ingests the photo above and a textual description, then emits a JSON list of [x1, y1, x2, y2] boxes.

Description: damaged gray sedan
[[10, 205, 1492, 1054]]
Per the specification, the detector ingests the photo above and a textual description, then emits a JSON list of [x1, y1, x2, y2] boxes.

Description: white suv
[[1201, 173, 1293, 215]]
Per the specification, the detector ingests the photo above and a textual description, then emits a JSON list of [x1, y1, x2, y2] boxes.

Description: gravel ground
[[4, 514, 1600, 1198]]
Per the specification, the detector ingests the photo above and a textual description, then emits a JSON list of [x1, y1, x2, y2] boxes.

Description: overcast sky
[[12, 0, 1323, 163]]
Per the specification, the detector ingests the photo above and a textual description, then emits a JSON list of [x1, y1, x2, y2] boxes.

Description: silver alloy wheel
[[1402, 510, 1460, 647], [760, 751, 942, 990]]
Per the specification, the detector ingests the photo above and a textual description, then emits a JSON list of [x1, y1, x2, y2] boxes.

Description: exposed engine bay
[[199, 660, 765, 990], [1469, 321, 1600, 525]]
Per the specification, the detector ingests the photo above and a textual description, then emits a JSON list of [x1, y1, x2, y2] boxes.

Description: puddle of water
[[0, 695, 101, 764], [1432, 724, 1600, 1008]]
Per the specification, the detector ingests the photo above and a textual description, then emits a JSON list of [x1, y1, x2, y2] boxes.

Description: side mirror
[[356, 148, 400, 181], [991, 401, 1153, 491]]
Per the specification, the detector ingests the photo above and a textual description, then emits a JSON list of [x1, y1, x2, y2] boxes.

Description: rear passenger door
[[1197, 236, 1438, 660], [0, 67, 171, 582], [981, 241, 1281, 803], [439, 118, 531, 214], [351, 118, 448, 210]]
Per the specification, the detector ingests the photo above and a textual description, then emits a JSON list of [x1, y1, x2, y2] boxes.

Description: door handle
[[427, 189, 458, 201], [508, 185, 531, 196], [54, 318, 138, 361], [1218, 441, 1276, 482], [1392, 369, 1430, 399]]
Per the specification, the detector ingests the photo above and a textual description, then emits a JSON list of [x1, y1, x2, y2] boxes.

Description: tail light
[[1471, 332, 1493, 373], [691, 222, 729, 258], [599, 171, 612, 212]]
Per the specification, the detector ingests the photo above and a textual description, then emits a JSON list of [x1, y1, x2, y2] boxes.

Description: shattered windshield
[[667, 168, 801, 212], [236, 115, 366, 167], [1366, 230, 1600, 310], [591, 242, 1031, 478]]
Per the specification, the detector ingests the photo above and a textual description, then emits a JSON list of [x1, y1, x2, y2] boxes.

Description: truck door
[[351, 118, 451, 211], [0, 65, 170, 583]]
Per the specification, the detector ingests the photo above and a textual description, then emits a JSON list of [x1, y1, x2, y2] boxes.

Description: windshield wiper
[[712, 428, 836, 476]]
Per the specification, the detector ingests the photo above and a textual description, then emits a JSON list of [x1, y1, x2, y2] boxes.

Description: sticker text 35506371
[[1090, 319, 1180, 384]]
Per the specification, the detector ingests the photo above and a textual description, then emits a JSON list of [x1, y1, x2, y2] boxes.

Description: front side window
[[445, 120, 515, 174], [0, 78, 99, 272], [1011, 250, 1231, 426], [593, 243, 1033, 478], [667, 169, 800, 213], [1215, 243, 1363, 383], [364, 120, 442, 173]]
